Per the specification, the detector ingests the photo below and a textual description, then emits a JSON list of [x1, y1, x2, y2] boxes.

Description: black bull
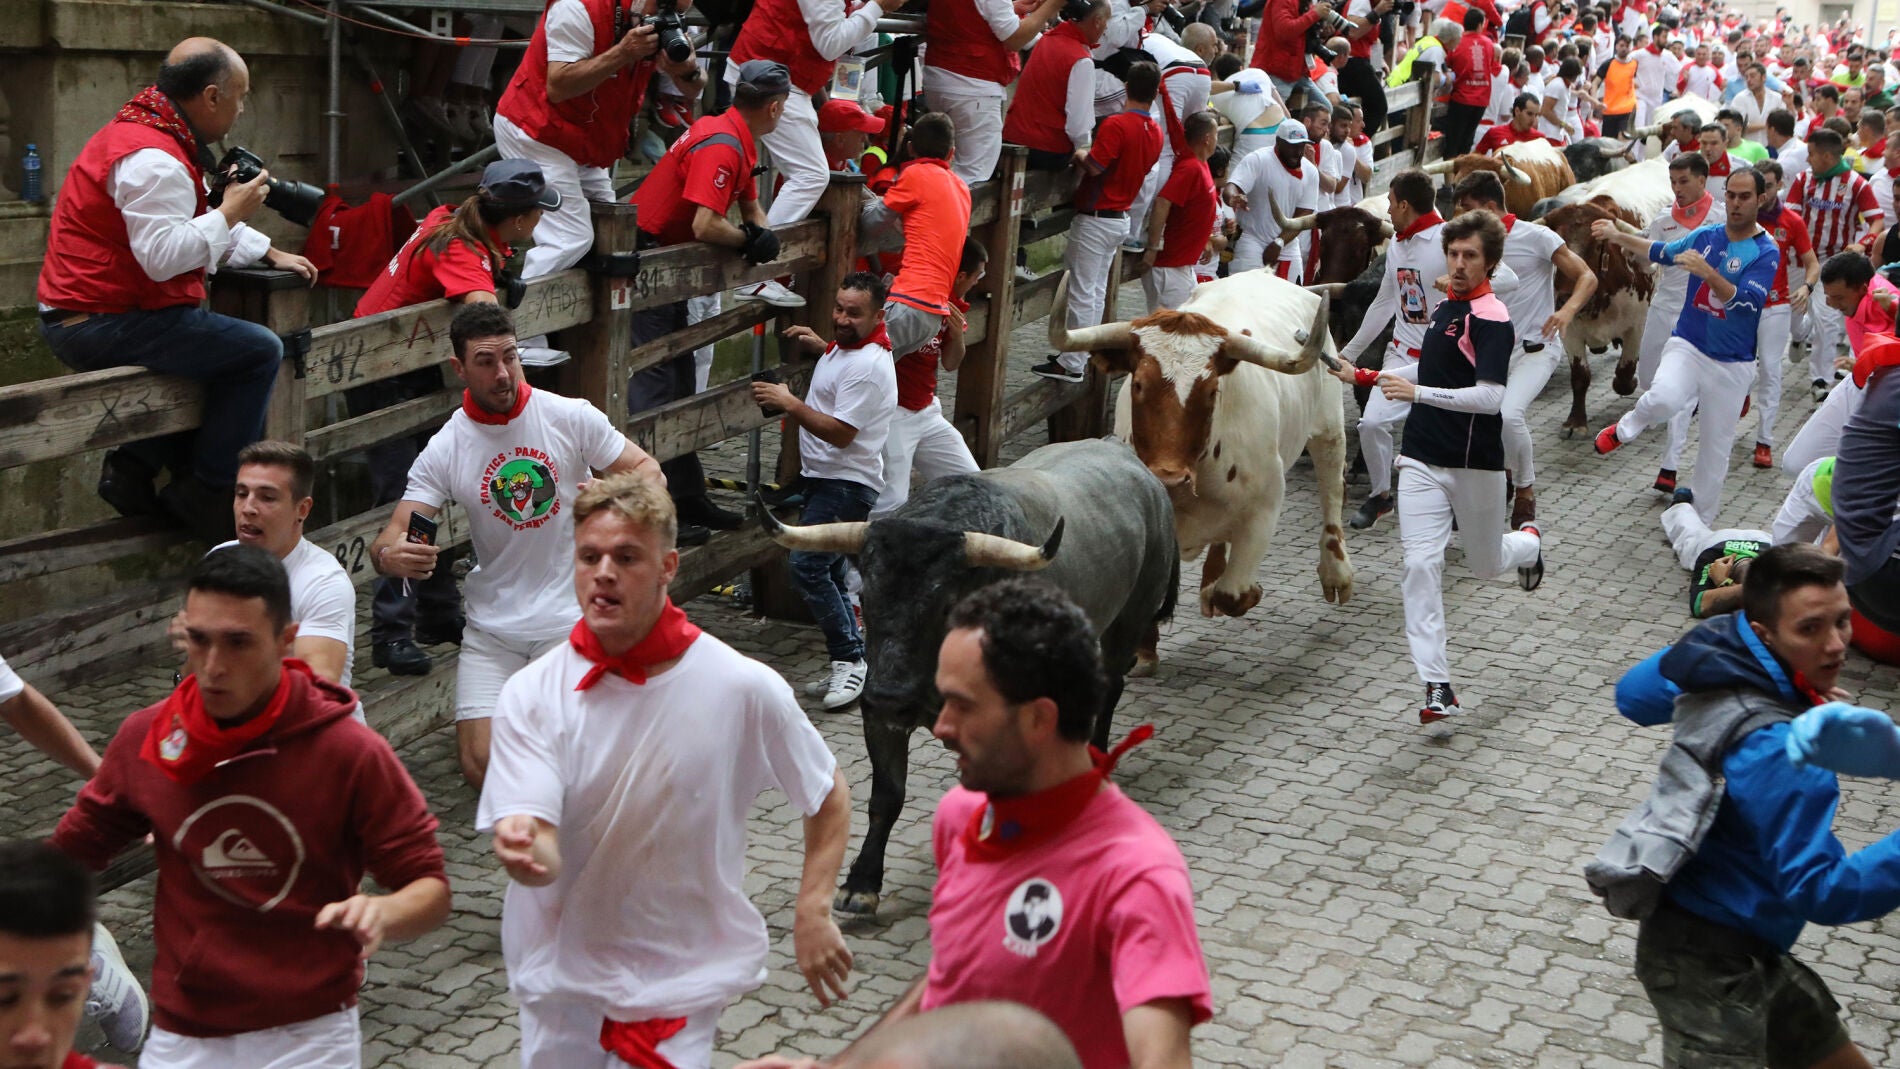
[[762, 439, 1179, 916]]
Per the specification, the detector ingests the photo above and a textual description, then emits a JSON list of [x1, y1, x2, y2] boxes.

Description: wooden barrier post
[[1048, 251, 1120, 443], [1405, 69, 1439, 167], [559, 201, 641, 429], [209, 267, 312, 442], [955, 146, 1028, 467]]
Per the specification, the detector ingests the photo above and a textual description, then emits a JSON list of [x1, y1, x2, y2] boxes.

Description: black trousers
[[345, 371, 463, 643], [1340, 57, 1389, 133], [628, 299, 710, 504], [1438, 101, 1486, 158]]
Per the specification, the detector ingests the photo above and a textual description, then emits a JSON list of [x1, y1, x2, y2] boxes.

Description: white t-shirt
[[1634, 47, 1675, 103], [1210, 70, 1278, 131], [1499, 218, 1567, 346], [1873, 167, 1898, 223], [1231, 146, 1320, 263], [1538, 79, 1575, 141], [213, 538, 357, 690], [0, 653, 23, 705], [1776, 137, 1810, 176], [542, 0, 596, 64], [404, 391, 626, 641], [1347, 136, 1374, 204], [1317, 139, 1348, 208], [800, 337, 898, 491], [476, 635, 838, 1017]]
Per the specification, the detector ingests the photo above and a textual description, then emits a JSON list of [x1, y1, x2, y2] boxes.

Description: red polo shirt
[[1155, 156, 1218, 268], [630, 108, 759, 246], [354, 204, 507, 317]]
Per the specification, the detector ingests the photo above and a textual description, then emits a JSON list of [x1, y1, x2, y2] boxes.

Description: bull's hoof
[[1611, 365, 1638, 396], [833, 888, 880, 917], [1203, 583, 1262, 618], [1562, 418, 1588, 439], [1129, 653, 1159, 678]]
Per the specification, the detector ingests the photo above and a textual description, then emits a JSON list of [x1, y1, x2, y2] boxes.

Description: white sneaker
[[518, 346, 571, 367], [822, 659, 867, 710], [86, 922, 149, 1052], [736, 279, 806, 308]]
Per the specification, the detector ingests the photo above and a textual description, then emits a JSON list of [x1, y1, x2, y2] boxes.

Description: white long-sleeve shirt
[[1064, 56, 1097, 149], [798, 0, 885, 63], [1341, 220, 1448, 364], [111, 149, 271, 283]]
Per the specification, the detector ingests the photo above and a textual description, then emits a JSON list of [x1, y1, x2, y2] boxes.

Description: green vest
[[1812, 456, 1836, 518], [1388, 36, 1442, 87]]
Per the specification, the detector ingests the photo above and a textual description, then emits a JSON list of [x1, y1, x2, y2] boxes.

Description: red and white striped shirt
[[1787, 167, 1885, 257]]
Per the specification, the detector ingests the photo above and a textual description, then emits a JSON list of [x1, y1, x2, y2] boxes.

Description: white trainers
[[86, 922, 149, 1052], [517, 345, 571, 367], [736, 279, 807, 308], [822, 659, 867, 710]]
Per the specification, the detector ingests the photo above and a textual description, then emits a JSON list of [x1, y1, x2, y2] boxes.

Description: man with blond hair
[[479, 473, 854, 1069]]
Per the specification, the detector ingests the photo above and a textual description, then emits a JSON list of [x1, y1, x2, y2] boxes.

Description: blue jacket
[[1623, 613, 1900, 950]]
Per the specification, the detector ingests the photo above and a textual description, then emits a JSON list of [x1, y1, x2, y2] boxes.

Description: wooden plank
[[0, 581, 177, 682], [626, 301, 777, 381], [0, 516, 188, 585], [1370, 122, 1409, 149], [1021, 208, 1077, 245], [1386, 80, 1423, 111], [628, 220, 828, 309], [625, 362, 815, 463], [559, 202, 641, 429], [369, 667, 459, 753], [1012, 270, 1064, 333], [302, 270, 591, 401], [672, 525, 780, 602], [969, 181, 1002, 229], [956, 147, 1030, 467], [0, 367, 202, 469], [308, 503, 470, 592], [998, 377, 1088, 446], [303, 389, 458, 462]]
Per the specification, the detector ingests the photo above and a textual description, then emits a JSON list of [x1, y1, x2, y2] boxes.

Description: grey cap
[[479, 159, 562, 211], [736, 59, 793, 96], [1275, 121, 1311, 145]]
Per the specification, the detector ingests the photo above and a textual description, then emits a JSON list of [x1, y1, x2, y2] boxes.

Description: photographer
[[1247, 0, 1339, 113], [1341, 0, 1393, 129], [626, 60, 794, 541], [493, 0, 704, 359], [37, 38, 317, 545]]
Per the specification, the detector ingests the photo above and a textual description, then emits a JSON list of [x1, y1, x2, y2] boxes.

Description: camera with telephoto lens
[[642, 2, 694, 63], [210, 147, 326, 228], [1305, 0, 1348, 61]]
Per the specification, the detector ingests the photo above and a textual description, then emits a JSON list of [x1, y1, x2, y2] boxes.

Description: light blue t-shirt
[[1651, 222, 1780, 362]]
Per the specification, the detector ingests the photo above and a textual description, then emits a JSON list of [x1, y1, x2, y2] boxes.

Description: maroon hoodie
[[53, 670, 446, 1038]]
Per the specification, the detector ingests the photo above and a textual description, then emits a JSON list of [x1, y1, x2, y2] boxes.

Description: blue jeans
[[41, 305, 283, 486], [789, 477, 877, 662]]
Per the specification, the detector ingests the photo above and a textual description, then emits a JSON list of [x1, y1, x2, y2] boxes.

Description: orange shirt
[[1602, 56, 1638, 115], [884, 157, 973, 315]]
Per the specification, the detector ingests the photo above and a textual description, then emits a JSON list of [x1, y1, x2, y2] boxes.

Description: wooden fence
[[0, 66, 1442, 765]]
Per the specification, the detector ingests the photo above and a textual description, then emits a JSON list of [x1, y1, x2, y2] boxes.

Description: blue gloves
[[1234, 81, 1265, 94], [1786, 702, 1900, 780]]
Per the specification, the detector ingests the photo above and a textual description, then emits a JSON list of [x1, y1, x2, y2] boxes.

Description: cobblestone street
[[9, 288, 1900, 1067]]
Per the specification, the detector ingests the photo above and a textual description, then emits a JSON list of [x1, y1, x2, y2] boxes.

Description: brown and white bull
[[1048, 270, 1354, 666], [1426, 138, 1576, 218]]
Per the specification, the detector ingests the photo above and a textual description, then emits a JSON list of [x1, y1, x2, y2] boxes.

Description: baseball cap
[[736, 59, 793, 96], [1276, 122, 1312, 145], [479, 159, 561, 211], [818, 98, 886, 135]]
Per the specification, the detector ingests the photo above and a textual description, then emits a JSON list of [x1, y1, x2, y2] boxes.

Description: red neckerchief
[[599, 1018, 688, 1069], [827, 323, 893, 356], [568, 601, 702, 690], [959, 725, 1153, 862], [1500, 213, 1517, 232], [115, 87, 204, 168], [1851, 332, 1900, 387], [1672, 191, 1715, 229], [141, 662, 305, 784], [1353, 133, 1371, 146], [1449, 280, 1494, 301], [1395, 210, 1444, 242], [1706, 153, 1732, 178], [463, 380, 531, 425]]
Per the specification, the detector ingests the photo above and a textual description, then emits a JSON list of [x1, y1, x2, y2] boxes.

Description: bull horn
[[1377, 219, 1395, 238], [757, 496, 868, 554], [1502, 160, 1533, 185], [1596, 139, 1631, 158], [1632, 122, 1664, 140], [1224, 292, 1329, 374], [1047, 272, 1135, 353], [964, 517, 1064, 571], [1268, 193, 1320, 242], [1422, 158, 1457, 176], [1304, 283, 1348, 296]]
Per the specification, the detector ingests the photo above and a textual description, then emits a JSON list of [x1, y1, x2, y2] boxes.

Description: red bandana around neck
[[828, 323, 894, 356], [115, 86, 203, 165], [463, 380, 532, 425], [1672, 191, 1714, 229], [1450, 280, 1494, 301], [1500, 213, 1518, 232], [569, 599, 703, 690], [1395, 211, 1444, 243], [141, 662, 306, 784], [960, 725, 1155, 862], [599, 1017, 688, 1069]]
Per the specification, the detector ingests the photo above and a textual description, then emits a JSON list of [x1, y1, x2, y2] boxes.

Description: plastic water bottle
[[21, 144, 41, 205]]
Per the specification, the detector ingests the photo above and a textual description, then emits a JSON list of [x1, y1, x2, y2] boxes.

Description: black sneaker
[[678, 523, 712, 547], [373, 639, 433, 676], [97, 450, 161, 519], [1653, 468, 1677, 494], [678, 498, 744, 531], [1419, 682, 1460, 724], [1030, 358, 1085, 383], [1517, 523, 1543, 591], [415, 613, 465, 647], [158, 476, 235, 544], [1812, 378, 1831, 402], [1348, 491, 1394, 530]]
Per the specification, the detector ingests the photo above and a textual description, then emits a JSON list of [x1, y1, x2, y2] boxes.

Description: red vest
[[38, 121, 208, 314], [925, 0, 1020, 85], [1002, 21, 1093, 154], [730, 0, 841, 96], [496, 0, 652, 169]]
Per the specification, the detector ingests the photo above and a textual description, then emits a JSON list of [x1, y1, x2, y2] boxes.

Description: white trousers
[[1636, 295, 1677, 391], [1359, 347, 1417, 495], [456, 623, 566, 720], [1772, 456, 1836, 546], [1060, 214, 1128, 372], [1661, 501, 1771, 572], [143, 1007, 360, 1069], [872, 399, 980, 519], [1142, 264, 1196, 312], [1806, 293, 1845, 382], [1614, 336, 1757, 524], [760, 90, 829, 227], [1752, 303, 1790, 448], [1397, 460, 1542, 684], [1784, 376, 1866, 473], [1501, 344, 1560, 487], [688, 293, 721, 393], [494, 115, 616, 280], [930, 89, 1006, 187], [519, 999, 723, 1069]]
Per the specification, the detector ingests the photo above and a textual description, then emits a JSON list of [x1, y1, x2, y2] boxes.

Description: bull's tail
[[1157, 554, 1180, 625]]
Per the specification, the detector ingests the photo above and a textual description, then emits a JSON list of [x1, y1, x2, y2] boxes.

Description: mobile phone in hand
[[405, 511, 439, 547], [753, 368, 784, 416]]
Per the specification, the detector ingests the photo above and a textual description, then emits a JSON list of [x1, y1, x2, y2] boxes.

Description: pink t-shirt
[[1848, 274, 1900, 352], [921, 784, 1213, 1069]]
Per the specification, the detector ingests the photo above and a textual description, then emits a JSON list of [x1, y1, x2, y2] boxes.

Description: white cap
[[1276, 122, 1312, 145]]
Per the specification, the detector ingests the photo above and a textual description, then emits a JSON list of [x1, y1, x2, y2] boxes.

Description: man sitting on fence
[[368, 303, 662, 789], [1003, 0, 1112, 172], [36, 37, 318, 545], [873, 239, 985, 521]]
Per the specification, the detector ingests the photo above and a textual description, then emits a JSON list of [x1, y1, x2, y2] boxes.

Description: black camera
[[210, 147, 326, 228], [643, 3, 694, 64]]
